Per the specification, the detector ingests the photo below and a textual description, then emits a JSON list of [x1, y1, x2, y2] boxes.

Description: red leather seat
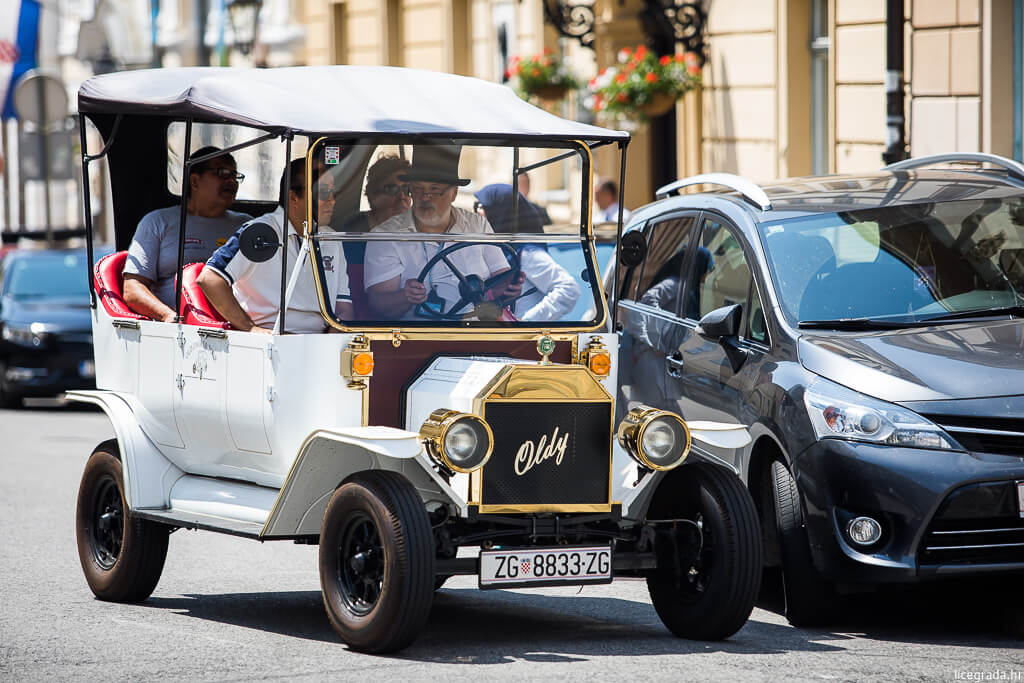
[[180, 262, 230, 328], [94, 251, 148, 320]]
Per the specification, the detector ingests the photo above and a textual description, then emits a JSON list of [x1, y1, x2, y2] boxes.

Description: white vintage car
[[72, 65, 762, 653]]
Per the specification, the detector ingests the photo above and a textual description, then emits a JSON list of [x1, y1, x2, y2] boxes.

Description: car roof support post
[[278, 133, 292, 335], [611, 138, 628, 331], [80, 113, 123, 310]]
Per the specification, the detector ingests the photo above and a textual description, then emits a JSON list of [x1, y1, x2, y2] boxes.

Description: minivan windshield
[[4, 252, 91, 300], [759, 197, 1024, 326]]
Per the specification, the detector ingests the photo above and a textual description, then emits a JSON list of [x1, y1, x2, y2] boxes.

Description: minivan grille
[[919, 480, 1024, 566], [925, 415, 1024, 456]]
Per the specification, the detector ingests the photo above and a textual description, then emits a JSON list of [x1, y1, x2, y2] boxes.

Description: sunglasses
[[409, 185, 453, 200], [205, 167, 245, 182], [376, 183, 411, 197]]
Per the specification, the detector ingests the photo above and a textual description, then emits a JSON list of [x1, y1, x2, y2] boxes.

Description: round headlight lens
[[444, 421, 479, 465], [638, 414, 689, 469]]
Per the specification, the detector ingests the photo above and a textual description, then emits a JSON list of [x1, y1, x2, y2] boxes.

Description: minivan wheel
[[75, 440, 170, 602], [319, 470, 435, 653], [646, 463, 763, 640], [770, 459, 837, 625]]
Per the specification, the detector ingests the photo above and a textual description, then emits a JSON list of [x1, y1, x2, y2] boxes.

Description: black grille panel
[[919, 480, 1024, 566], [480, 401, 611, 509], [925, 414, 1024, 456]]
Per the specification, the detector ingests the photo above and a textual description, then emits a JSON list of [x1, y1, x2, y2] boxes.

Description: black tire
[[0, 360, 22, 409], [646, 463, 763, 640], [319, 470, 435, 653], [75, 440, 169, 602], [771, 459, 836, 626]]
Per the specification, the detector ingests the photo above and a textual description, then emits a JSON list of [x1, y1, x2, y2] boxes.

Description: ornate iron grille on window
[[640, 1, 708, 66], [541, 0, 597, 49], [542, 1, 707, 65]]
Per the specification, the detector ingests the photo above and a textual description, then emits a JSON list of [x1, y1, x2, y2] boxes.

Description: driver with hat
[[363, 145, 523, 320]]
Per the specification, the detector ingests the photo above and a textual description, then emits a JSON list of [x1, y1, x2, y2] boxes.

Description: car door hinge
[[266, 344, 275, 360], [267, 385, 276, 402], [176, 329, 186, 351], [175, 373, 185, 390]]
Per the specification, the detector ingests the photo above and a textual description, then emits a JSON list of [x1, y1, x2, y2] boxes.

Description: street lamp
[[227, 0, 262, 57]]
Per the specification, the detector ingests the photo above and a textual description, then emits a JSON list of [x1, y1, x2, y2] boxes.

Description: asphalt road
[[2, 400, 1022, 682]]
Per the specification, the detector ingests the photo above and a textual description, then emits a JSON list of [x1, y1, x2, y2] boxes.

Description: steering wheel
[[414, 242, 522, 320]]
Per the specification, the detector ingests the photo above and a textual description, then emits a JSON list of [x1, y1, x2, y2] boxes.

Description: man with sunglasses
[[200, 157, 353, 333], [364, 145, 522, 320], [123, 146, 252, 321]]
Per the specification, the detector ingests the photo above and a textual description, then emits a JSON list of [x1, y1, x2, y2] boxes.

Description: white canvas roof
[[78, 65, 629, 141]]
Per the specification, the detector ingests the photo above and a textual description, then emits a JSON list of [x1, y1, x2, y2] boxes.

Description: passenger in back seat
[[333, 154, 411, 318]]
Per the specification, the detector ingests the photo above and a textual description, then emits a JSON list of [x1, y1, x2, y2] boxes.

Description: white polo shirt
[[364, 208, 509, 320], [205, 207, 351, 333]]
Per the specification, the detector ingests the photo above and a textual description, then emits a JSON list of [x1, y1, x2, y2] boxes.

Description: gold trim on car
[[419, 408, 494, 473], [468, 364, 615, 514]]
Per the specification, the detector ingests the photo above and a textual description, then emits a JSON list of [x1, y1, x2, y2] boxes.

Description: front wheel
[[319, 470, 435, 653], [75, 440, 170, 602], [771, 459, 837, 625], [646, 463, 763, 640]]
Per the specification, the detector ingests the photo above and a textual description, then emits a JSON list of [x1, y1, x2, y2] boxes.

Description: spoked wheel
[[771, 459, 837, 626], [646, 463, 763, 640], [319, 470, 435, 653], [75, 439, 170, 602]]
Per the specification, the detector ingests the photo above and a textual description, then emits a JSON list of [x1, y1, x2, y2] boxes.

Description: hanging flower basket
[[639, 92, 677, 118], [585, 46, 701, 126], [506, 50, 580, 103]]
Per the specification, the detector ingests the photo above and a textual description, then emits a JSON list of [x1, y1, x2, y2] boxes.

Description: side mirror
[[619, 230, 646, 268], [697, 303, 742, 341], [238, 221, 281, 264], [697, 304, 747, 373]]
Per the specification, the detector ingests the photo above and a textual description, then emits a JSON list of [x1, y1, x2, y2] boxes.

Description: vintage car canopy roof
[[78, 65, 629, 142]]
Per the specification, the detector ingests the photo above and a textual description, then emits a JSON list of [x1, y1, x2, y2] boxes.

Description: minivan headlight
[[1, 323, 50, 348], [803, 377, 961, 450]]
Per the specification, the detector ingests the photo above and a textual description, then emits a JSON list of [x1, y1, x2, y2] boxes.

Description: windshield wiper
[[797, 318, 925, 330], [920, 305, 1024, 323]]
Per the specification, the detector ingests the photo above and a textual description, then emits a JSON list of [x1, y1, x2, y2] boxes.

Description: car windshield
[[4, 252, 90, 300], [305, 140, 604, 328], [759, 197, 1024, 325]]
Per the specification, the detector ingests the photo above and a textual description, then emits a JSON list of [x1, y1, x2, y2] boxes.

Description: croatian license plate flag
[[1, 0, 39, 120]]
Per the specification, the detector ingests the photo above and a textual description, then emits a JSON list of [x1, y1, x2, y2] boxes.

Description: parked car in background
[[614, 154, 1024, 625], [0, 246, 109, 407]]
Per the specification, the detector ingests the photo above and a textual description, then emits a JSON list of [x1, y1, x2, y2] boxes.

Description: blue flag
[[1, 0, 40, 120]]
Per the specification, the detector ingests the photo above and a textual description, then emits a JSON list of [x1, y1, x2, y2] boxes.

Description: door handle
[[665, 354, 684, 377]]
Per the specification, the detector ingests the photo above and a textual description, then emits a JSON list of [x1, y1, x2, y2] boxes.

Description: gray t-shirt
[[124, 206, 252, 308]]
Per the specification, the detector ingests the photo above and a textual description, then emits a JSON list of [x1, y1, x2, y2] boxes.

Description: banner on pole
[[1, 0, 40, 120]]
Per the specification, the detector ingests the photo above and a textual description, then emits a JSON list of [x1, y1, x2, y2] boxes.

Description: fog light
[[846, 516, 882, 546]]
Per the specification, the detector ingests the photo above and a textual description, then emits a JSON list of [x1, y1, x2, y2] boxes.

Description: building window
[[810, 0, 830, 175]]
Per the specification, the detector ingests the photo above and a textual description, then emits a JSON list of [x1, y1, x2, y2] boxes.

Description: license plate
[[479, 545, 612, 589], [79, 360, 95, 378], [1017, 481, 1024, 519]]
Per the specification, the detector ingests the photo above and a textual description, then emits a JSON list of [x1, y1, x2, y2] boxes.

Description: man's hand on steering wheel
[[491, 271, 525, 302]]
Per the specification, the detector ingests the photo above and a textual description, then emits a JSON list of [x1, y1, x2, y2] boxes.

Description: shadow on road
[[135, 571, 1022, 661], [758, 567, 1024, 645]]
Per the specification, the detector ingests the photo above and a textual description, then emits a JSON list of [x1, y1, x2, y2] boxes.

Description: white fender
[[66, 390, 184, 510], [261, 426, 465, 538]]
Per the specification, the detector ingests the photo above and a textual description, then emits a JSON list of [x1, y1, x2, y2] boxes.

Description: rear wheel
[[646, 463, 763, 640], [771, 459, 837, 625], [75, 440, 170, 601], [319, 470, 435, 653]]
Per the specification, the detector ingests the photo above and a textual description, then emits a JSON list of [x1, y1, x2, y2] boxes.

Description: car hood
[[798, 319, 1024, 402], [1, 295, 93, 331]]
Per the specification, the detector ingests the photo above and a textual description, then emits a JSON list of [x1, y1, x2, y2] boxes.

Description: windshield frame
[[304, 136, 608, 331]]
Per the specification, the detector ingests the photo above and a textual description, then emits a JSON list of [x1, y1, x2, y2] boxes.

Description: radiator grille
[[478, 401, 612, 511]]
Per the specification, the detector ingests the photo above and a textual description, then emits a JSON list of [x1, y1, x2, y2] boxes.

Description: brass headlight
[[617, 406, 690, 471], [419, 409, 494, 473]]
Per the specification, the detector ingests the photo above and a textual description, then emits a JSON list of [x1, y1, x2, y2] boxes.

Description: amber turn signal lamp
[[588, 351, 611, 376], [351, 352, 374, 376]]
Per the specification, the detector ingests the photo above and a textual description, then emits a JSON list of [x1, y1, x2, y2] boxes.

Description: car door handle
[[665, 354, 684, 377]]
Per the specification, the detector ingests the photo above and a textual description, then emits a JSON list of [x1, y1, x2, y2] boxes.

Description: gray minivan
[[614, 155, 1024, 625]]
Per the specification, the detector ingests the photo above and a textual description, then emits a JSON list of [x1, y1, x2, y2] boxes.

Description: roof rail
[[655, 173, 772, 211], [884, 153, 1024, 180]]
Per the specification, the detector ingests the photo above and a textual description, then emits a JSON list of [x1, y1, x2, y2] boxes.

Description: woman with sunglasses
[[473, 183, 580, 322]]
